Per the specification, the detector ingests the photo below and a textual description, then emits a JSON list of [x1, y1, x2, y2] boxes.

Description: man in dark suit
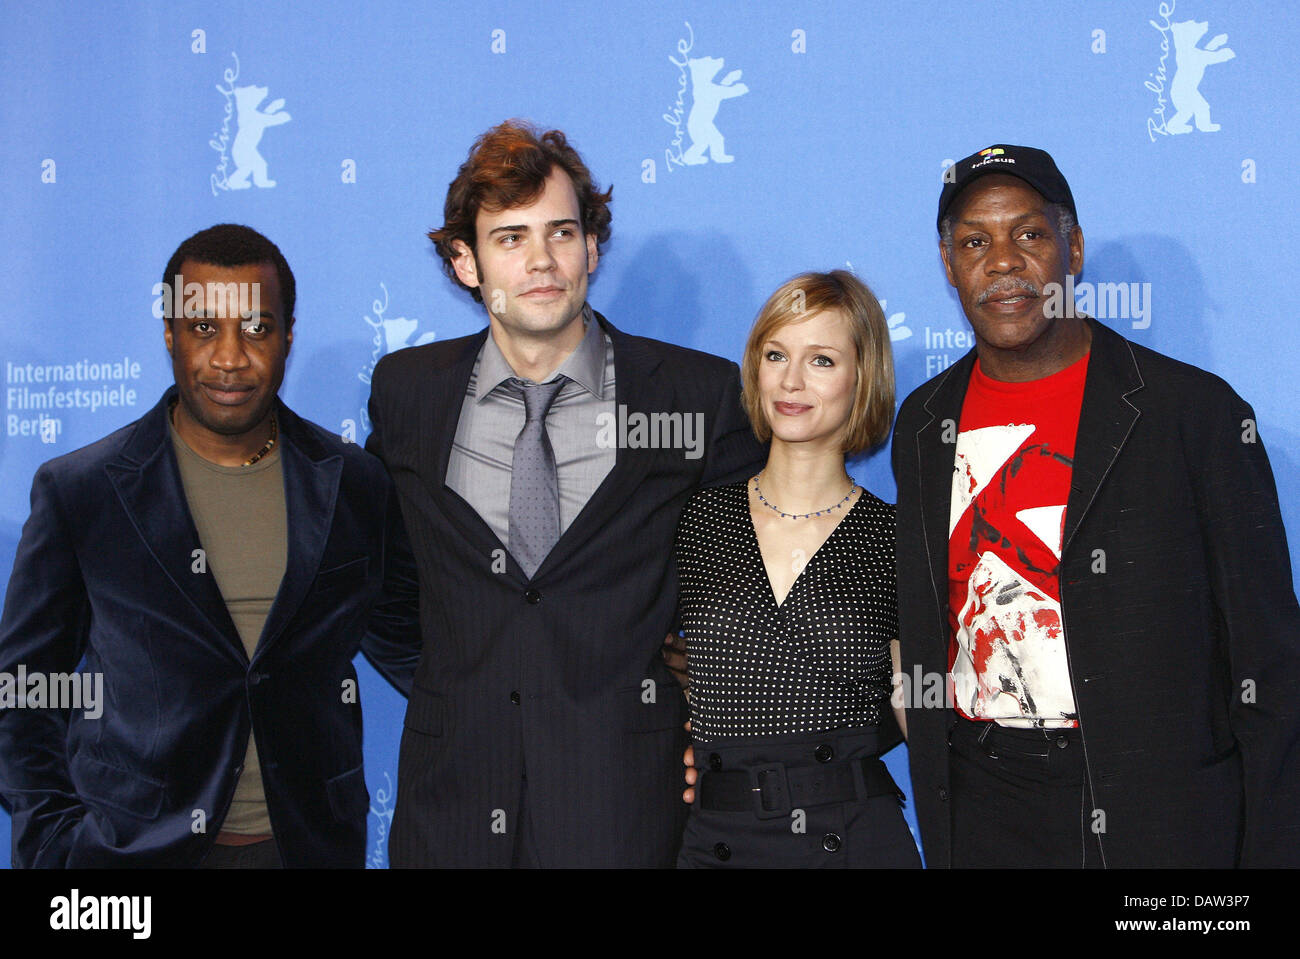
[[893, 144, 1300, 867], [0, 224, 419, 867], [366, 120, 765, 867]]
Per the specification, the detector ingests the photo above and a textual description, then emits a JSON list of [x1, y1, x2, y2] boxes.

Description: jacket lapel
[[427, 330, 488, 499], [915, 354, 977, 612], [530, 313, 675, 581], [105, 389, 243, 661], [912, 320, 1144, 614], [253, 402, 343, 659], [1061, 319, 1144, 555], [418, 328, 517, 571]]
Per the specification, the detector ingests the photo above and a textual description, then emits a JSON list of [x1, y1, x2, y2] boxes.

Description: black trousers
[[948, 716, 1105, 868], [678, 727, 921, 868], [200, 838, 282, 869]]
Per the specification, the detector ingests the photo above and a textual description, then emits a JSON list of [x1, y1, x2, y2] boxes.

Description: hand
[[661, 632, 689, 697], [682, 720, 698, 804]]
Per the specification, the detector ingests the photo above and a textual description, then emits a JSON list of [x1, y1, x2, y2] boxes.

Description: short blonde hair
[[740, 270, 895, 454]]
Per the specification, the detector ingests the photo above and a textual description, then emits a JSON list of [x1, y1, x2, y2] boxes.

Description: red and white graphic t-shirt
[[948, 352, 1089, 728]]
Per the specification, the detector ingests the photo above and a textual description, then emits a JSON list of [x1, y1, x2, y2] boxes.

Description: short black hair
[[161, 223, 295, 324]]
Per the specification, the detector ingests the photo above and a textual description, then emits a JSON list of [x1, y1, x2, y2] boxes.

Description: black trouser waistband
[[699, 756, 903, 819], [949, 715, 1085, 763]]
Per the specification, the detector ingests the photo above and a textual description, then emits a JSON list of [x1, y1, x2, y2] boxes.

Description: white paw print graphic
[[880, 300, 911, 342]]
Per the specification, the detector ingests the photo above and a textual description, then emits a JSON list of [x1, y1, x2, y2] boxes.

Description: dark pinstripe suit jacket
[[366, 312, 766, 866]]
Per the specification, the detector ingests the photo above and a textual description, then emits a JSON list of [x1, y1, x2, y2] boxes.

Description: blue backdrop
[[2, 0, 1296, 867]]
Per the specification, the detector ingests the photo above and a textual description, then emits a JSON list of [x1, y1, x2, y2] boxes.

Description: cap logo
[[970, 154, 1015, 171], [978, 147, 1005, 157]]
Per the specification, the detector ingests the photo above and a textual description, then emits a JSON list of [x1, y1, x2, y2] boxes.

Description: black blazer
[[893, 317, 1300, 867], [0, 388, 420, 867], [366, 311, 766, 866]]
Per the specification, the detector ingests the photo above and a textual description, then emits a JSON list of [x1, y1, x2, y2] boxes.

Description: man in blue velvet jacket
[[0, 224, 419, 867]]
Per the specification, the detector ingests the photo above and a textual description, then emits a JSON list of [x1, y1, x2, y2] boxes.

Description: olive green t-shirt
[[170, 418, 287, 836]]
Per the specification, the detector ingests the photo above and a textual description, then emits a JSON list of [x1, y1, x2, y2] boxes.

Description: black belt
[[698, 757, 904, 819], [950, 716, 1082, 759]]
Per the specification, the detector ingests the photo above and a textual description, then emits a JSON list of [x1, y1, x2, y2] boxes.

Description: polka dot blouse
[[674, 481, 898, 744]]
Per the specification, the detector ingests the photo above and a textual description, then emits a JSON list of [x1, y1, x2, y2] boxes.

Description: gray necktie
[[507, 376, 567, 578]]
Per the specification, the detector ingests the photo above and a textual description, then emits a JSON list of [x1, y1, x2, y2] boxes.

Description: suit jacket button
[[510, 691, 521, 705], [938, 787, 949, 801], [814, 744, 833, 763], [822, 833, 842, 853], [249, 672, 267, 686], [524, 589, 541, 604], [708, 753, 722, 771], [713, 842, 731, 861]]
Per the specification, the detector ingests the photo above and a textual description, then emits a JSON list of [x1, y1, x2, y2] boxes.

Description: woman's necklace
[[752, 472, 858, 520]]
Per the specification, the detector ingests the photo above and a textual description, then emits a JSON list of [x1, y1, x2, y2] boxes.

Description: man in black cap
[[892, 144, 1300, 867]]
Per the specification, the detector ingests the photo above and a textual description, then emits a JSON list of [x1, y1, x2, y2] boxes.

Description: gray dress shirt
[[445, 304, 617, 552]]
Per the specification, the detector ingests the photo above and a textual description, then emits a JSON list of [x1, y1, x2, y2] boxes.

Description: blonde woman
[[675, 270, 917, 867]]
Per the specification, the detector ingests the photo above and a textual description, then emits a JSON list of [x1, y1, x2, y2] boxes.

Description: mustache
[[977, 278, 1041, 304]]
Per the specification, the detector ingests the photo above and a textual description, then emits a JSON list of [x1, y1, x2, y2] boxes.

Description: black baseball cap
[[937, 144, 1077, 232]]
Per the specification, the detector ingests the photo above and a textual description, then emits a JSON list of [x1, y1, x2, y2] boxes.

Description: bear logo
[[381, 316, 437, 354], [1167, 20, 1235, 134], [228, 85, 291, 188], [682, 56, 748, 165]]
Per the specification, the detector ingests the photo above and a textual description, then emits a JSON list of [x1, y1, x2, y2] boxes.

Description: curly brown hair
[[429, 120, 613, 302]]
